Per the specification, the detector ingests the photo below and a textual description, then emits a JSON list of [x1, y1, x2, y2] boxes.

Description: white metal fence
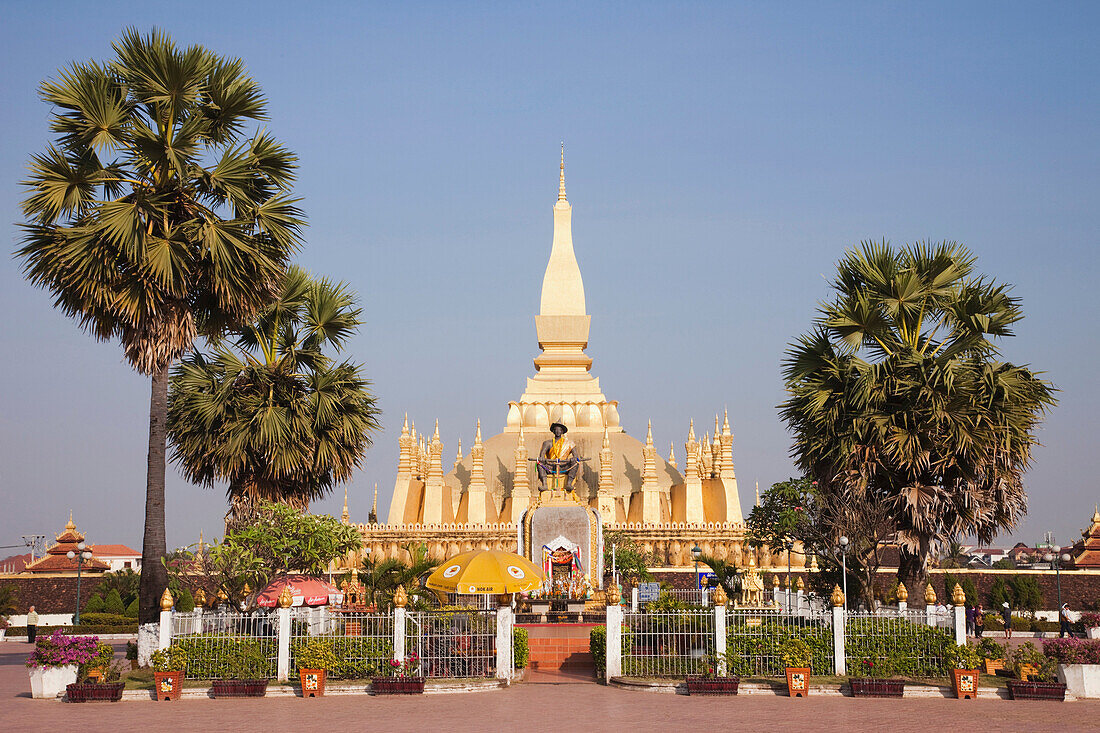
[[623, 609, 715, 676], [410, 609, 497, 678], [289, 609, 393, 678], [169, 611, 278, 680], [845, 610, 955, 678], [725, 608, 835, 677]]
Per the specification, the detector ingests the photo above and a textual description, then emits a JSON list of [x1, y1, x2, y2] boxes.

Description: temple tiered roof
[[23, 514, 110, 574]]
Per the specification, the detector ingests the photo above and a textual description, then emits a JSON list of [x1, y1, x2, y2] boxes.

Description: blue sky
[[1, 2, 1097, 554]]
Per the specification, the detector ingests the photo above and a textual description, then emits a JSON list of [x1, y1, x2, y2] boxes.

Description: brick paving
[[4, 641, 1099, 733]]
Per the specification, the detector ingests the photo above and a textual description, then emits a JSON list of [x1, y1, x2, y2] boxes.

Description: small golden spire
[[241, 582, 252, 597], [341, 486, 350, 524], [606, 583, 621, 605], [193, 588, 206, 608], [645, 420, 653, 446], [160, 587, 174, 611], [755, 481, 760, 507], [475, 418, 482, 445], [372, 483, 378, 517], [796, 576, 805, 591], [688, 419, 696, 442], [199, 529, 204, 547], [217, 588, 229, 603], [603, 426, 611, 450], [924, 583, 937, 605], [393, 584, 409, 608], [558, 143, 567, 201], [772, 574, 781, 588], [711, 584, 728, 607], [278, 586, 294, 608], [722, 408, 731, 435], [952, 583, 967, 607], [456, 439, 463, 464], [831, 584, 845, 608], [667, 442, 676, 468], [402, 413, 409, 435], [896, 582, 908, 602], [65, 511, 76, 532]]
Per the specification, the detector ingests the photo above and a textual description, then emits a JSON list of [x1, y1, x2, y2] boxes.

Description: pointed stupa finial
[[341, 485, 349, 523], [1094, 504, 1100, 523], [402, 412, 409, 434], [723, 407, 731, 434], [433, 419, 440, 440], [755, 480, 760, 506], [558, 142, 567, 201], [714, 414, 720, 437], [372, 483, 378, 515], [646, 420, 653, 446], [475, 418, 482, 444], [668, 442, 677, 468], [688, 419, 696, 442], [199, 529, 204, 547], [456, 439, 463, 463], [602, 425, 611, 449], [66, 510, 75, 531]]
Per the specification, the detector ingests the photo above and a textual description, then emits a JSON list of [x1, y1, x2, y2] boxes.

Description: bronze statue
[[536, 422, 585, 492]]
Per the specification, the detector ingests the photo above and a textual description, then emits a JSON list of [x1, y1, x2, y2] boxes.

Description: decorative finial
[[475, 419, 482, 444], [796, 576, 805, 591], [372, 483, 378, 516], [341, 485, 349, 523], [755, 481, 760, 506], [924, 583, 937, 605], [65, 511, 75, 531], [667, 442, 676, 468], [772, 574, 781, 588], [714, 414, 720, 437], [393, 584, 409, 608], [558, 143, 567, 201], [217, 588, 229, 604], [646, 420, 653, 446], [896, 582, 908, 602], [278, 586, 294, 608], [952, 583, 966, 607], [199, 529, 204, 547], [456, 439, 463, 463], [606, 583, 621, 605], [433, 419, 439, 439], [1093, 504, 1100, 524], [723, 408, 731, 434], [603, 426, 611, 450], [688, 419, 695, 442], [160, 587, 174, 611], [242, 582, 252, 597], [194, 588, 206, 608], [402, 413, 409, 434], [711, 584, 728, 607], [830, 584, 845, 608]]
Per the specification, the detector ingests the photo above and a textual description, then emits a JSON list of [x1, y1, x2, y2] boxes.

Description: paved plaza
[[3, 643, 1099, 732]]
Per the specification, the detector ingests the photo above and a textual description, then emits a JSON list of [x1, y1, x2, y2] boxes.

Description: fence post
[[953, 604, 966, 646], [713, 603, 727, 676], [158, 589, 173, 651], [605, 602, 623, 681], [496, 601, 513, 680], [831, 585, 846, 676], [276, 603, 292, 682], [631, 587, 639, 612], [393, 606, 406, 662]]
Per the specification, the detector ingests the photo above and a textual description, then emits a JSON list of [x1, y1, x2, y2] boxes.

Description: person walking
[[1001, 601, 1013, 639], [975, 604, 985, 638], [26, 605, 38, 644], [1060, 603, 1073, 638], [966, 604, 976, 637]]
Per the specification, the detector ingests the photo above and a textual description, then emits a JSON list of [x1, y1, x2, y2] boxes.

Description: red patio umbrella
[[256, 574, 339, 607]]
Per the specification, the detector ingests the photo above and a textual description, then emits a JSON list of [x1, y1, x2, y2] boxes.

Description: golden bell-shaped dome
[[830, 584, 844, 608], [924, 583, 937, 605], [895, 582, 908, 602], [159, 587, 174, 611], [393, 584, 409, 608], [952, 583, 967, 606]]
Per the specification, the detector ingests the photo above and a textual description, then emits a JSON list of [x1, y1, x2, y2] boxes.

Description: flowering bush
[[385, 653, 421, 678], [25, 630, 99, 669], [0, 616, 10, 631], [1079, 612, 1100, 630], [1043, 638, 1100, 665]]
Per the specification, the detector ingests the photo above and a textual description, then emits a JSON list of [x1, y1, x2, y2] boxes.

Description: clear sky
[[1, 2, 1097, 557]]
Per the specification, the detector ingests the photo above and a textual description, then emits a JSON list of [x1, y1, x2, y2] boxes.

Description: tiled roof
[[24, 553, 109, 573], [88, 544, 140, 557]]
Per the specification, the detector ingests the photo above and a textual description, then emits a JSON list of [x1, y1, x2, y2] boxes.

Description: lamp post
[[836, 536, 849, 612], [692, 544, 702, 600], [66, 542, 93, 624], [1043, 545, 1072, 610], [784, 539, 794, 613]]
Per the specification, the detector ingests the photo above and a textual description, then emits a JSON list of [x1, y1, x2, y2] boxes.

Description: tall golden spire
[[341, 485, 349, 524], [558, 142, 567, 202], [371, 483, 378, 518]]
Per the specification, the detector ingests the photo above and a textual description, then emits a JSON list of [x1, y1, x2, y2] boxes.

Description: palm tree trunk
[[898, 547, 929, 607], [138, 365, 170, 624]]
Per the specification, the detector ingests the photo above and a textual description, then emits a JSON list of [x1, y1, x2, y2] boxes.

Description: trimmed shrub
[[176, 636, 277, 679], [726, 620, 833, 677], [513, 627, 529, 669], [1009, 575, 1043, 614], [591, 625, 632, 675], [125, 598, 139, 618], [988, 578, 1011, 608], [288, 636, 391, 679], [78, 613, 134, 627], [844, 617, 955, 678], [176, 587, 195, 613], [84, 594, 105, 614], [103, 589, 125, 615]]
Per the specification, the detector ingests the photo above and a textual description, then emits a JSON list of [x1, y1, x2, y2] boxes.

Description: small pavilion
[[23, 514, 110, 575]]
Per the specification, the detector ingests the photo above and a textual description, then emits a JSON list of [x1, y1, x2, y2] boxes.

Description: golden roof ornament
[[772, 574, 781, 588], [809, 555, 819, 572], [278, 586, 294, 608], [606, 583, 621, 605], [924, 583, 937, 605], [796, 576, 805, 591], [711, 584, 728, 607], [160, 587, 174, 611], [393, 585, 409, 608], [896, 582, 908, 602], [952, 583, 967, 606], [830, 584, 844, 607]]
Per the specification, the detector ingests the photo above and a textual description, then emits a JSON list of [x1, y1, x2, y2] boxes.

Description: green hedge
[[725, 620, 833, 677], [174, 636, 277, 680], [513, 627, 529, 669], [7, 624, 138, 636], [77, 613, 134, 627], [844, 618, 954, 678], [289, 637, 392, 679], [590, 624, 634, 676]]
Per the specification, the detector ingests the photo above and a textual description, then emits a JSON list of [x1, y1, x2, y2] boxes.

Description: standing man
[[1060, 603, 1073, 638], [1001, 601, 1013, 639], [26, 605, 38, 644], [537, 422, 584, 493], [975, 604, 985, 638]]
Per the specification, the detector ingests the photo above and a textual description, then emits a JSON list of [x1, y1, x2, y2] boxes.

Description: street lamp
[[1043, 545, 1072, 610], [66, 541, 93, 624], [784, 539, 795, 614], [692, 544, 702, 599], [836, 536, 849, 612]]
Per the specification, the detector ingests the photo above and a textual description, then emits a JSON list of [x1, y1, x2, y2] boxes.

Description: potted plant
[[948, 642, 982, 699], [779, 637, 812, 697], [1005, 642, 1065, 700], [26, 631, 99, 698], [1044, 638, 1100, 699], [1080, 612, 1100, 640], [211, 646, 270, 698], [686, 653, 739, 695], [67, 643, 125, 702], [849, 658, 904, 697], [293, 637, 338, 697], [151, 645, 188, 701], [125, 641, 139, 670], [372, 654, 424, 694], [977, 638, 1006, 675]]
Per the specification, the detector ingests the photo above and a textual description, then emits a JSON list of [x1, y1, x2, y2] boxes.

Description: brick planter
[[66, 681, 125, 702], [849, 678, 905, 697], [1006, 680, 1067, 701], [785, 667, 810, 697], [211, 679, 269, 698], [154, 671, 183, 701], [372, 676, 425, 694], [299, 669, 326, 697], [685, 676, 739, 695], [952, 669, 979, 699]]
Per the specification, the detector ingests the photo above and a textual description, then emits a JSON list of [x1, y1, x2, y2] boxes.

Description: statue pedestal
[[519, 492, 603, 593]]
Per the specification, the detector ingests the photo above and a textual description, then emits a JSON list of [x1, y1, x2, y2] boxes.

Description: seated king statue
[[537, 422, 585, 493]]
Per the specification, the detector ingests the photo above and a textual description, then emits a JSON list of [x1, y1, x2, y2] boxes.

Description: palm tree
[[16, 28, 304, 622], [359, 543, 441, 609], [697, 554, 741, 602], [780, 241, 1056, 597], [167, 266, 380, 527]]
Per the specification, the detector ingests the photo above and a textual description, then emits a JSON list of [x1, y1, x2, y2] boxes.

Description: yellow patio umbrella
[[425, 549, 544, 595]]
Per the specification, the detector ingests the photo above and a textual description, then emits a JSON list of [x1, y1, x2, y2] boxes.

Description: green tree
[[602, 530, 655, 588], [167, 266, 379, 527], [988, 577, 1011, 608], [358, 542, 440, 610], [16, 29, 304, 622], [125, 597, 139, 618], [93, 569, 141, 607], [992, 558, 1016, 570], [697, 554, 741, 601], [175, 587, 196, 612], [84, 594, 106, 614], [780, 241, 1056, 594], [0, 584, 17, 617], [1009, 575, 1044, 615], [104, 589, 126, 615]]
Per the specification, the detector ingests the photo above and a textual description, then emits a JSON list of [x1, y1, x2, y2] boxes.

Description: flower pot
[[686, 675, 739, 695], [154, 671, 183, 701], [1016, 664, 1039, 681], [849, 678, 905, 697], [66, 681, 125, 702], [29, 665, 78, 698], [299, 668, 326, 697], [785, 667, 810, 697], [212, 679, 269, 698], [952, 668, 979, 699], [1087, 627, 1100, 640], [1056, 663, 1100, 699], [372, 676, 425, 694], [1006, 680, 1066, 701], [982, 658, 1004, 675]]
